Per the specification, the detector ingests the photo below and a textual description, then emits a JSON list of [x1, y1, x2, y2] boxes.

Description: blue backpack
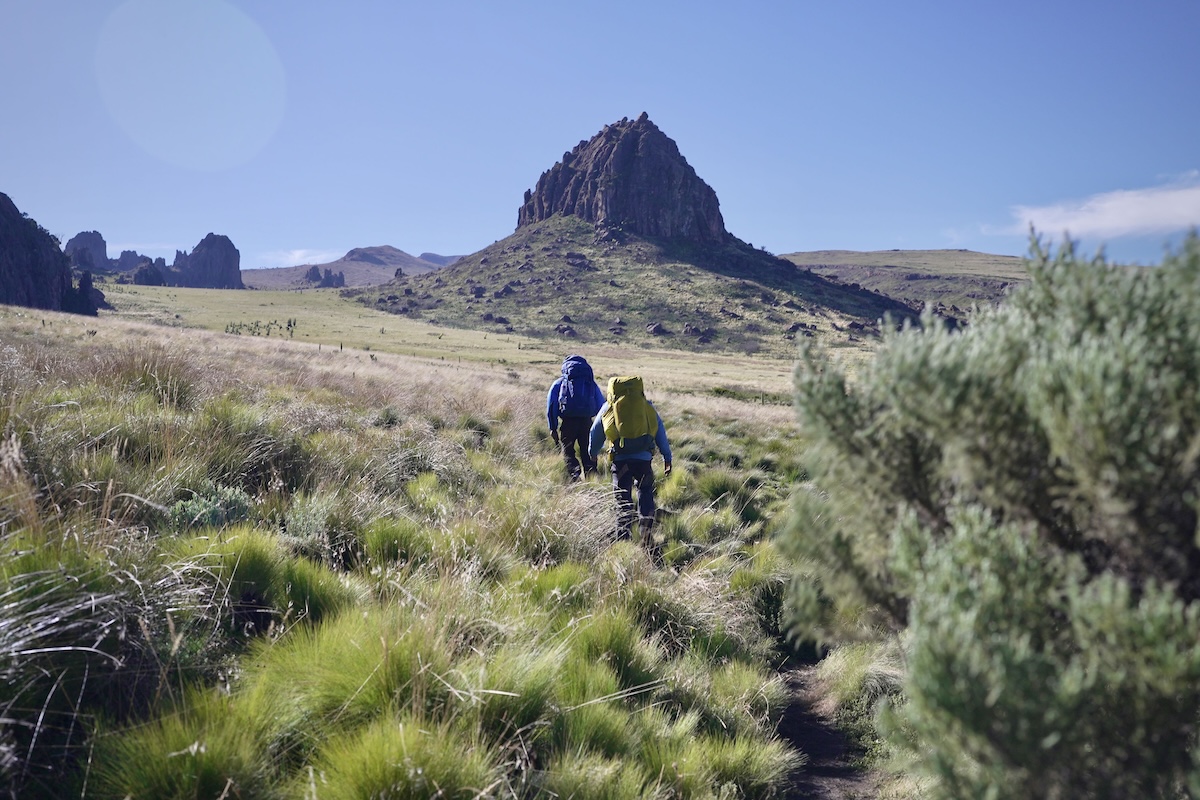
[[558, 355, 598, 418]]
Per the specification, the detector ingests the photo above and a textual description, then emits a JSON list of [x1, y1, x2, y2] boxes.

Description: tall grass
[[0, 310, 806, 799]]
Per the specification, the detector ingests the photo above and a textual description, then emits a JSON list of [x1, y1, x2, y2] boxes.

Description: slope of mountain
[[348, 115, 915, 357], [783, 248, 1028, 310], [417, 252, 463, 267], [0, 191, 97, 314], [243, 246, 444, 289]]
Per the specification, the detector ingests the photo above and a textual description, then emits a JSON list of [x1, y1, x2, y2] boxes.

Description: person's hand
[[551, 430, 560, 446], [663, 461, 673, 476]]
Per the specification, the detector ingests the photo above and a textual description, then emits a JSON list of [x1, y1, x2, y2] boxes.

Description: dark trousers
[[558, 416, 597, 480], [612, 459, 655, 539]]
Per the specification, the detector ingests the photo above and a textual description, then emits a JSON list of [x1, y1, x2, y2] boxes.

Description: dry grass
[[0, 299, 812, 798]]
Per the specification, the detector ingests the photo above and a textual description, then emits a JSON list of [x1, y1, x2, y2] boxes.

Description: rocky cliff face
[[65, 230, 109, 272], [517, 112, 728, 244], [0, 191, 78, 310], [170, 233, 243, 289]]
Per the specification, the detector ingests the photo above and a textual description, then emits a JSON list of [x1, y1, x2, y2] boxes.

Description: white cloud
[[1008, 173, 1200, 239], [254, 248, 345, 269]]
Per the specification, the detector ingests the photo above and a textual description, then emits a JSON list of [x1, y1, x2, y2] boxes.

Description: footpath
[[778, 666, 880, 800]]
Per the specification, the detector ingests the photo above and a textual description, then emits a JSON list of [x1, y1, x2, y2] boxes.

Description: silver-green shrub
[[786, 234, 1200, 798]]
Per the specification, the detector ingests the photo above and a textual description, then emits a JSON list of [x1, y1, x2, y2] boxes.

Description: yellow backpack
[[602, 376, 659, 451]]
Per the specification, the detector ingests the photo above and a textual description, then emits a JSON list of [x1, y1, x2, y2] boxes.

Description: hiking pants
[[612, 459, 655, 539], [558, 416, 597, 480]]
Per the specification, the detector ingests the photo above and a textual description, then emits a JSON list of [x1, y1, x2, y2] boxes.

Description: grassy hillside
[[97, 281, 822, 392], [242, 246, 444, 290], [346, 215, 916, 359], [0, 302, 814, 798], [782, 248, 1028, 310]]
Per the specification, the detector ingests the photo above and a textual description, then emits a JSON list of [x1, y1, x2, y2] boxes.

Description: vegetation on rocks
[[350, 215, 913, 358], [784, 234, 1200, 798]]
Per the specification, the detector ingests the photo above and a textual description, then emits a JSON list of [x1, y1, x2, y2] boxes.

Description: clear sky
[[3, 1, 1197, 269]]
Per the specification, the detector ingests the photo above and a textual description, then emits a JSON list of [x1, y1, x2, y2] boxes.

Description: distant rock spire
[[517, 113, 728, 244]]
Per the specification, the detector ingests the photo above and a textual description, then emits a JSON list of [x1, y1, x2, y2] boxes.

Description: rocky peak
[[65, 231, 109, 272], [172, 233, 243, 289], [517, 112, 728, 244]]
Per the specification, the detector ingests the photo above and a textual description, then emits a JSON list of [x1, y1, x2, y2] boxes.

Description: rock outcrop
[[65, 231, 109, 272], [115, 250, 145, 272], [517, 112, 728, 244], [170, 233, 243, 289], [0, 192, 96, 314]]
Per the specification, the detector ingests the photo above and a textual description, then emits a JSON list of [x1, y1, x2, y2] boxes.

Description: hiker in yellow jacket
[[588, 376, 672, 563]]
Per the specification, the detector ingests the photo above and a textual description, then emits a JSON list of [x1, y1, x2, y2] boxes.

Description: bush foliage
[[785, 234, 1200, 797]]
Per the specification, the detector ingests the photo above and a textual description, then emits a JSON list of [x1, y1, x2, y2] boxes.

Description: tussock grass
[[172, 525, 363, 631], [90, 689, 276, 800], [295, 715, 501, 800], [569, 608, 664, 691], [456, 641, 564, 745], [0, 308, 807, 798], [538, 752, 651, 800], [232, 605, 460, 763], [360, 514, 432, 568], [686, 731, 805, 799], [813, 639, 906, 738]]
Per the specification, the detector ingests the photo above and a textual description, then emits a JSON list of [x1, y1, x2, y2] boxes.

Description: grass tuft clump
[[172, 525, 360, 632], [360, 514, 433, 568], [292, 715, 500, 800], [569, 608, 663, 691]]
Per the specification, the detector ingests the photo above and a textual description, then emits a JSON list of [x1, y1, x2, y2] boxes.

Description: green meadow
[[8, 235, 1196, 798], [0, 297, 810, 798]]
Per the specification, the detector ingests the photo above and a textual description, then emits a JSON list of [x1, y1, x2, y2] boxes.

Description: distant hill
[[348, 115, 916, 357], [418, 252, 463, 267], [782, 249, 1029, 310], [242, 246, 445, 290]]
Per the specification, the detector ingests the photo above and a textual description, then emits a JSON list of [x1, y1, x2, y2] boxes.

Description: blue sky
[[3, 1, 1197, 268]]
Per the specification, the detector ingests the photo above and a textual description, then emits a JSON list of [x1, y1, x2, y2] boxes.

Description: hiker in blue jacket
[[547, 354, 606, 481], [588, 375, 672, 563]]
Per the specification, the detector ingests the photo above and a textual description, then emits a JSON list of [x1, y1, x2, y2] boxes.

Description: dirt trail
[[778, 666, 879, 800]]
